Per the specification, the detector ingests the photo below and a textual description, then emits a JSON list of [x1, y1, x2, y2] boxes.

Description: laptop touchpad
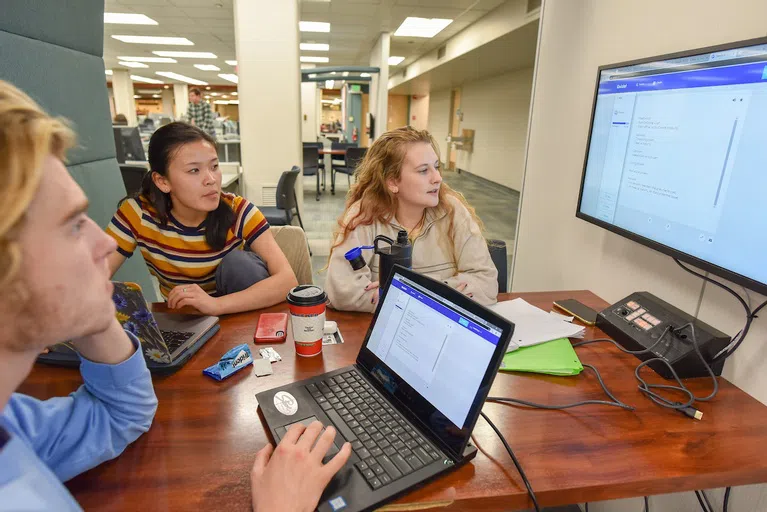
[[273, 416, 340, 461]]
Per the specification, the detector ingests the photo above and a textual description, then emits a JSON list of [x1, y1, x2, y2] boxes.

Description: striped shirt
[[106, 193, 269, 298]]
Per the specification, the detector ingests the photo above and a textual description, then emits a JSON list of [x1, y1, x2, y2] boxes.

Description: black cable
[[644, 496, 649, 512], [575, 323, 717, 414], [479, 411, 540, 512], [488, 363, 635, 411], [635, 322, 718, 410], [674, 258, 767, 362], [723, 486, 731, 512], [585, 503, 589, 512], [701, 490, 714, 512], [695, 490, 712, 512]]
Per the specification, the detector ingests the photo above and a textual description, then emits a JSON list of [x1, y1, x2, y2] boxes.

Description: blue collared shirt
[[0, 334, 158, 511]]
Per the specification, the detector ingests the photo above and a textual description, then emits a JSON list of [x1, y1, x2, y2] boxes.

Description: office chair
[[487, 239, 508, 293], [302, 146, 323, 201], [119, 164, 148, 197], [303, 142, 326, 191], [331, 144, 363, 195], [257, 166, 306, 230]]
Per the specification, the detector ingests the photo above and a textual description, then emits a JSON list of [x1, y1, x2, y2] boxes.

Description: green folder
[[499, 338, 583, 376]]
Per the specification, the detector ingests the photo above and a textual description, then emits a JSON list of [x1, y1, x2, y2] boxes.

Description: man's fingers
[[296, 421, 324, 451], [251, 443, 274, 478], [310, 426, 337, 462], [281, 422, 308, 445], [322, 442, 352, 479]]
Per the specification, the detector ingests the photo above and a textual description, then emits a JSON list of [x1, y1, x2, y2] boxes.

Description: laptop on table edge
[[256, 265, 514, 512], [37, 282, 220, 374]]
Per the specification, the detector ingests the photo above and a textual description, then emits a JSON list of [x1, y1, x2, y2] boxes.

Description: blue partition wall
[[0, 0, 156, 298]]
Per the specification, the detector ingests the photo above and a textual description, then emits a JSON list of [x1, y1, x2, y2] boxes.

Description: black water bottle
[[374, 229, 413, 286]]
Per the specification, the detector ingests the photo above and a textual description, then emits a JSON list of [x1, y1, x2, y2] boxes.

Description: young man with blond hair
[[0, 80, 349, 511]]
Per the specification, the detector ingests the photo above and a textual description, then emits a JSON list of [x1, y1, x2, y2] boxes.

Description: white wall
[[514, 1, 767, 510], [369, 33, 390, 140], [455, 68, 533, 191], [427, 89, 451, 164], [301, 81, 318, 143], [409, 94, 429, 130], [234, 0, 302, 204]]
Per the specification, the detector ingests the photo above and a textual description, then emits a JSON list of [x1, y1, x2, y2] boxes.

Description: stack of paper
[[499, 338, 583, 376], [490, 298, 585, 350]]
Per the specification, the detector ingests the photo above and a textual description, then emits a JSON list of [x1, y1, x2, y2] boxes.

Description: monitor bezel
[[575, 35, 767, 296]]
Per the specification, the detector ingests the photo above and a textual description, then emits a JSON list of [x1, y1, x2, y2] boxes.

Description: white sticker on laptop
[[273, 391, 298, 416]]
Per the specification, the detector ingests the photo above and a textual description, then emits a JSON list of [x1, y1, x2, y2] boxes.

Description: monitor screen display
[[577, 37, 767, 294]]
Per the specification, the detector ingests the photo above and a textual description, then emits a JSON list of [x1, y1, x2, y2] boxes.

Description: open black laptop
[[256, 266, 514, 512], [38, 282, 220, 374]]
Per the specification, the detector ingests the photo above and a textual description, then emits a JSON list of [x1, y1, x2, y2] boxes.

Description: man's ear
[[151, 172, 171, 194]]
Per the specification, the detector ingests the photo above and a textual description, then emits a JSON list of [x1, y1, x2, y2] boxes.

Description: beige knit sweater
[[325, 195, 499, 313]]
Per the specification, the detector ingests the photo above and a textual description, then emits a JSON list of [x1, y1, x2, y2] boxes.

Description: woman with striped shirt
[[106, 122, 297, 315]]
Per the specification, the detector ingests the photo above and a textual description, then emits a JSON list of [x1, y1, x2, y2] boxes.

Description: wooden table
[[18, 291, 767, 510]]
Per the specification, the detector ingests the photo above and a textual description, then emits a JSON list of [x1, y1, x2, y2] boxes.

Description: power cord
[[695, 489, 712, 512], [573, 324, 718, 419], [723, 486, 731, 512], [488, 363, 635, 411], [479, 411, 540, 512], [674, 258, 767, 362]]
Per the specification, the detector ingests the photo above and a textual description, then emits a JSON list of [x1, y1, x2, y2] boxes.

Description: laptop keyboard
[[160, 330, 194, 353], [306, 369, 443, 491]]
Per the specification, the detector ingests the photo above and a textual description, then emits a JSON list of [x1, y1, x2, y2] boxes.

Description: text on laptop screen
[[366, 273, 502, 427], [578, 41, 767, 292]]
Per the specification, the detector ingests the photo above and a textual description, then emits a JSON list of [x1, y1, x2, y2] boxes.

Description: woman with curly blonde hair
[[326, 126, 498, 312]]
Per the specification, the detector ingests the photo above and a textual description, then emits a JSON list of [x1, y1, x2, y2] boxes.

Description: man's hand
[[166, 284, 220, 315], [251, 421, 352, 512], [70, 318, 135, 365]]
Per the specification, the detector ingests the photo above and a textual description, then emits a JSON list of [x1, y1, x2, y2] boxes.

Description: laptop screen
[[357, 270, 512, 458]]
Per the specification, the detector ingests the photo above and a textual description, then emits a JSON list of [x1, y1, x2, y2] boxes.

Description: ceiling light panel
[[301, 56, 329, 63], [155, 71, 208, 85], [119, 56, 177, 63], [104, 13, 157, 25], [388, 56, 405, 65], [118, 61, 148, 68], [393, 17, 453, 38], [299, 21, 330, 33], [218, 74, 239, 84], [153, 51, 217, 59], [130, 75, 164, 84], [112, 35, 194, 45], [194, 64, 221, 71], [300, 43, 329, 51]]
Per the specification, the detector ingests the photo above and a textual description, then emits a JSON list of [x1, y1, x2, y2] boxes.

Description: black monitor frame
[[575, 35, 767, 296], [112, 126, 145, 163]]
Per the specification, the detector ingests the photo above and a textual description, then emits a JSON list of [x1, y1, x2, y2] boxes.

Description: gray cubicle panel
[[0, 0, 158, 300]]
